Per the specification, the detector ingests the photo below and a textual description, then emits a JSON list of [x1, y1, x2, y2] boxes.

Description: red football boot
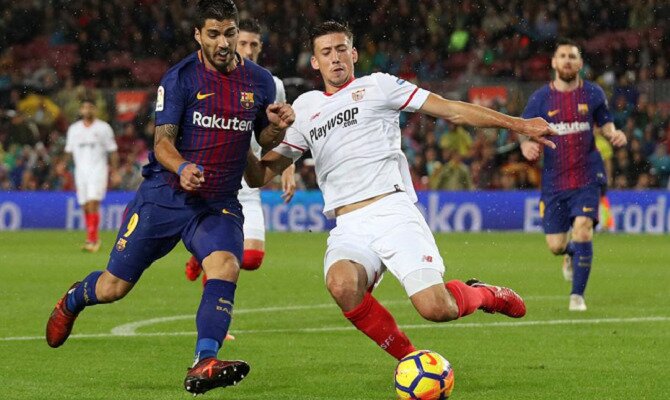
[[184, 357, 250, 394], [185, 255, 202, 281], [466, 279, 527, 318], [46, 282, 81, 348]]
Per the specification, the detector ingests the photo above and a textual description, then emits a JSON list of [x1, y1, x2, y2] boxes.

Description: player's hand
[[280, 166, 296, 203], [516, 117, 557, 149], [267, 103, 295, 130], [607, 129, 627, 147], [520, 141, 541, 161], [179, 163, 205, 191]]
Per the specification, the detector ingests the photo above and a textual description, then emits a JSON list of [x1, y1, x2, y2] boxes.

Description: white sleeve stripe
[[398, 87, 419, 111], [281, 141, 306, 152]]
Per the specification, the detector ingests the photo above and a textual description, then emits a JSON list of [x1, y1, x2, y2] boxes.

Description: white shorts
[[240, 195, 265, 242], [75, 173, 107, 205], [324, 192, 445, 296]]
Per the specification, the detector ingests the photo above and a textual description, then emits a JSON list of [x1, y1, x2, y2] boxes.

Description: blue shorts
[[107, 175, 244, 283], [540, 184, 600, 234]]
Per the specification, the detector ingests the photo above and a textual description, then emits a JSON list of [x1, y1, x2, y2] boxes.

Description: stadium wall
[[1, 191, 669, 234]]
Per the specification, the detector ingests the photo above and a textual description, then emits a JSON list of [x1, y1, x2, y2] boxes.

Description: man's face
[[552, 45, 583, 82], [79, 102, 96, 120], [195, 18, 239, 72], [237, 30, 262, 62], [310, 32, 358, 89]]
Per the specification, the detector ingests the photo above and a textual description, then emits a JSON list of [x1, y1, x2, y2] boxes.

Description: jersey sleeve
[[592, 85, 613, 127], [272, 125, 307, 162], [102, 122, 118, 152], [522, 90, 543, 119], [253, 71, 277, 138], [64, 126, 74, 153], [273, 77, 286, 103], [373, 72, 430, 112], [155, 70, 187, 126]]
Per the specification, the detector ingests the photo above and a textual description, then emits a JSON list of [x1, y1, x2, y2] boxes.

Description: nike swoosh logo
[[196, 91, 215, 100], [548, 109, 560, 117], [582, 207, 594, 212], [222, 209, 239, 218]]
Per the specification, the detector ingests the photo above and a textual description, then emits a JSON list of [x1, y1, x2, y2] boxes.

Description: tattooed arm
[[154, 124, 204, 191]]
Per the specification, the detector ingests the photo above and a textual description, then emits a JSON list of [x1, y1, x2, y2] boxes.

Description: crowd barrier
[[1, 190, 668, 233]]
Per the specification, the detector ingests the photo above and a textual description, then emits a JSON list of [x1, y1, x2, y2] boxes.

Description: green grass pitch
[[1, 231, 668, 399]]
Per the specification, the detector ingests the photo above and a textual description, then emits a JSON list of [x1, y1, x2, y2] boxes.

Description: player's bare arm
[[244, 150, 292, 188], [419, 93, 557, 149], [280, 164, 297, 203], [601, 122, 628, 147], [155, 123, 204, 191], [257, 103, 295, 150]]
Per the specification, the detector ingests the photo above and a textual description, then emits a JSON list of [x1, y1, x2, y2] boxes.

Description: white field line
[[2, 296, 668, 344]]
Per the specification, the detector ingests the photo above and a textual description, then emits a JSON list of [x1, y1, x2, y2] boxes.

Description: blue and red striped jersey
[[145, 51, 276, 199], [522, 80, 612, 193]]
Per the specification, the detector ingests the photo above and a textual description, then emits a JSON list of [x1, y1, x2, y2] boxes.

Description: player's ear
[[351, 47, 358, 63], [194, 27, 202, 46], [310, 55, 319, 71]]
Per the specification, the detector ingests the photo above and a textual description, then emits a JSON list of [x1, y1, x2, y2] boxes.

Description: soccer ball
[[395, 350, 454, 400]]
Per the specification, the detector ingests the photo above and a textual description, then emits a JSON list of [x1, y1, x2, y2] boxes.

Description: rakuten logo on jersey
[[192, 111, 253, 131], [549, 121, 591, 135]]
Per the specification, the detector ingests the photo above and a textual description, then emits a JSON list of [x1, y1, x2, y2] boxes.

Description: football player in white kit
[[65, 98, 119, 252], [184, 18, 297, 283], [245, 21, 558, 361]]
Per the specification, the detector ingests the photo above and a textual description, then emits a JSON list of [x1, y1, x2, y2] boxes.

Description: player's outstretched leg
[[46, 271, 104, 347], [463, 279, 526, 318], [185, 255, 203, 281]]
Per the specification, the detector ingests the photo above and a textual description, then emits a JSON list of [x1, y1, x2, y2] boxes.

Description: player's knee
[[572, 220, 594, 241], [412, 288, 459, 322], [417, 300, 459, 322], [547, 243, 565, 255], [241, 249, 265, 271], [202, 251, 240, 281]]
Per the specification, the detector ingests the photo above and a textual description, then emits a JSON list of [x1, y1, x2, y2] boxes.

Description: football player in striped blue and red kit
[[45, 0, 295, 395], [520, 38, 626, 311]]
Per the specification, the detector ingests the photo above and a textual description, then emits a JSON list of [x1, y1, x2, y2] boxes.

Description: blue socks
[[195, 279, 236, 362], [66, 271, 103, 314], [571, 242, 593, 296], [564, 241, 576, 257]]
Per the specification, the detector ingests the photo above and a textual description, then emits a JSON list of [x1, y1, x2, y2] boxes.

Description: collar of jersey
[[323, 76, 356, 96]]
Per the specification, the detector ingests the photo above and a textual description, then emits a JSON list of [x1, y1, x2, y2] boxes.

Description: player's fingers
[[535, 137, 556, 149]]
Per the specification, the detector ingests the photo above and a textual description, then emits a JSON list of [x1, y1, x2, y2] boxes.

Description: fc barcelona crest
[[578, 103, 589, 114], [115, 238, 127, 252], [352, 89, 365, 101], [240, 92, 255, 109]]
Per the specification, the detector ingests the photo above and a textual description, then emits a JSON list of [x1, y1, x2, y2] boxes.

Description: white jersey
[[239, 75, 286, 201], [65, 119, 117, 178], [273, 73, 429, 218]]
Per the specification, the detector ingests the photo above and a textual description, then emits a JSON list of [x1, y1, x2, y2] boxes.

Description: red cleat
[[46, 282, 80, 348], [184, 357, 250, 394], [466, 279, 527, 318], [185, 255, 202, 281]]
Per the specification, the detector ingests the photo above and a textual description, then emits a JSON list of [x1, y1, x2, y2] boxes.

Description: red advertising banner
[[115, 91, 148, 122]]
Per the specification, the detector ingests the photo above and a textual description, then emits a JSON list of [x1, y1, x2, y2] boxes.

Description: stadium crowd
[[1, 0, 669, 192]]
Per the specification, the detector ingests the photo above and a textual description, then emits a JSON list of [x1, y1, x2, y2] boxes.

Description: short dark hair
[[195, 0, 239, 30], [239, 18, 261, 35], [555, 38, 581, 55], [81, 97, 96, 106], [309, 20, 353, 52]]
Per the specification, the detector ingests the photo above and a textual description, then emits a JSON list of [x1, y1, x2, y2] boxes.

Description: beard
[[557, 69, 578, 83]]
